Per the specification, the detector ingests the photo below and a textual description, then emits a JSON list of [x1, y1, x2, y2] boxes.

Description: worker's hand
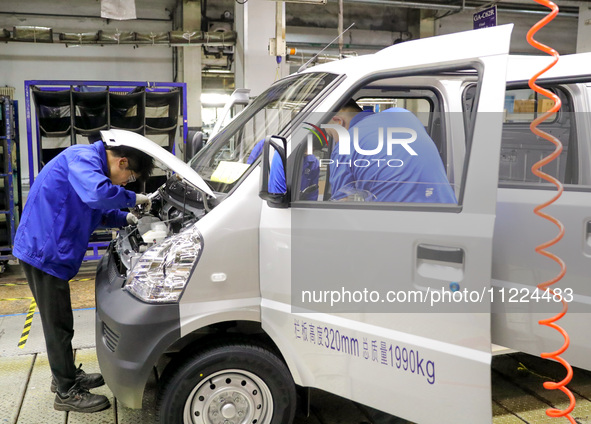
[[135, 193, 152, 212], [126, 213, 139, 226]]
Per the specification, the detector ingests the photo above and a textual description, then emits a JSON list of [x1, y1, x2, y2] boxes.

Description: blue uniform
[[249, 139, 319, 199], [247, 139, 264, 165], [268, 151, 319, 200], [329, 108, 457, 203], [13, 141, 136, 280]]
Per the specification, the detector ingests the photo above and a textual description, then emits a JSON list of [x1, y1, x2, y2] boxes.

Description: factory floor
[[2, 263, 591, 424]]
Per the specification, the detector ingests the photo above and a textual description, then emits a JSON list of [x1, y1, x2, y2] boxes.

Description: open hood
[[100, 129, 216, 198]]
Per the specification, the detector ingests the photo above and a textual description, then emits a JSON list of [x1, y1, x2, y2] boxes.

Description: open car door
[[260, 25, 513, 424]]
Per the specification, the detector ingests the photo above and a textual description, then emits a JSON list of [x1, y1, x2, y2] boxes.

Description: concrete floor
[[0, 307, 404, 424], [3, 263, 591, 423]]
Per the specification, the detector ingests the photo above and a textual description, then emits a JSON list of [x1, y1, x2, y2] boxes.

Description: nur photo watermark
[[304, 121, 418, 170]]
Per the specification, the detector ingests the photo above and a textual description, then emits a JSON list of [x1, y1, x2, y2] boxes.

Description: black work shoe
[[54, 384, 110, 413], [50, 364, 105, 393]]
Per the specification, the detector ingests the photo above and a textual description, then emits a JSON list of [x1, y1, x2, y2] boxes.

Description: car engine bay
[[113, 176, 211, 277]]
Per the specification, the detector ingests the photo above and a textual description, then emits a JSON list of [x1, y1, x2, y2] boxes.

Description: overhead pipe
[[326, 0, 578, 17], [287, 41, 400, 52], [8, 26, 237, 46]]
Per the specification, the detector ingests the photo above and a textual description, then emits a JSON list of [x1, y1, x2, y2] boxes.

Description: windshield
[[189, 72, 338, 194]]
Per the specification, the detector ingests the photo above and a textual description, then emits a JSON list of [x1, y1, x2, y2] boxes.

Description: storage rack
[[24, 80, 188, 261], [0, 97, 22, 270], [25, 80, 188, 186]]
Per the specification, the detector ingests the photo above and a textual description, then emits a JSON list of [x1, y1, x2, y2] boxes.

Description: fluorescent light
[[200, 93, 231, 106]]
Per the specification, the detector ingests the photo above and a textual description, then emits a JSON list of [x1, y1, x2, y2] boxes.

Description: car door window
[[291, 72, 476, 207], [500, 86, 575, 185], [464, 83, 579, 187]]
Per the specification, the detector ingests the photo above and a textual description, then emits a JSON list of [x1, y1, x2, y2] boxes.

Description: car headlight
[[124, 225, 202, 303]]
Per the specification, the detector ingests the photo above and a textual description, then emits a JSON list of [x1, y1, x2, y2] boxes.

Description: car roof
[[506, 53, 591, 83], [302, 25, 512, 80], [303, 27, 590, 85]]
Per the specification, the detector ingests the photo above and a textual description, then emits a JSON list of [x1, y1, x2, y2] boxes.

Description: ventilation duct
[[168, 30, 236, 45], [134, 32, 169, 44], [98, 30, 135, 43], [13, 26, 53, 43], [59, 32, 99, 43], [3, 27, 237, 47], [168, 30, 203, 44]]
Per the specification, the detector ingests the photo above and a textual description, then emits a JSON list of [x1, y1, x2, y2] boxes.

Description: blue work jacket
[[13, 141, 136, 281], [330, 108, 457, 203]]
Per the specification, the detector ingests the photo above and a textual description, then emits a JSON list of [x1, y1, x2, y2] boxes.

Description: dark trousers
[[22, 261, 76, 394]]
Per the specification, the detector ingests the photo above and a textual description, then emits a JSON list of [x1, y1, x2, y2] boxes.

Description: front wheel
[[158, 342, 296, 424]]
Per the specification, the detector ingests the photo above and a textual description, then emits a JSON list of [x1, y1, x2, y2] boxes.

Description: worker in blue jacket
[[264, 100, 455, 204], [13, 136, 154, 413], [328, 100, 457, 203]]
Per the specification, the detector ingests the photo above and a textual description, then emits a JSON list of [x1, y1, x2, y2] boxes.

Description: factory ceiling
[[0, 0, 584, 32]]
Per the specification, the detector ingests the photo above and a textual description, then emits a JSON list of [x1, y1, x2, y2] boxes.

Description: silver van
[[95, 24, 591, 424]]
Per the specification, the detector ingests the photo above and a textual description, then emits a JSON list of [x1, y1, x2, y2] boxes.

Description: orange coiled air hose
[[527, 0, 576, 421]]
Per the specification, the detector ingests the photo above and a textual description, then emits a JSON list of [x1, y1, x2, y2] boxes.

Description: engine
[[113, 181, 205, 276]]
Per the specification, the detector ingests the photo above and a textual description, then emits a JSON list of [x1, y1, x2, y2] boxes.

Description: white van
[[95, 24, 591, 424]]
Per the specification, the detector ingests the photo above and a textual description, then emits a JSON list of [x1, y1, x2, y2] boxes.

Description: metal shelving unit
[[0, 97, 21, 271]]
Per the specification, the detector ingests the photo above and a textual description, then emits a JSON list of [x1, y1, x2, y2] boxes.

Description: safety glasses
[[127, 169, 137, 184]]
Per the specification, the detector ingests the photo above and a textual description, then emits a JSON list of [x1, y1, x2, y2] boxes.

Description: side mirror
[[259, 135, 289, 208], [186, 128, 206, 162]]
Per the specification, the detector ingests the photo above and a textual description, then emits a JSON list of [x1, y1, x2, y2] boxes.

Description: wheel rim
[[183, 369, 274, 424]]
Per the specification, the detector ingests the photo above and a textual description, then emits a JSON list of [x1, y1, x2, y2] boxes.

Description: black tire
[[158, 342, 296, 424]]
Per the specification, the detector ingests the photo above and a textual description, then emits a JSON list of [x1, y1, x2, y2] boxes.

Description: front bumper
[[95, 244, 181, 408]]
